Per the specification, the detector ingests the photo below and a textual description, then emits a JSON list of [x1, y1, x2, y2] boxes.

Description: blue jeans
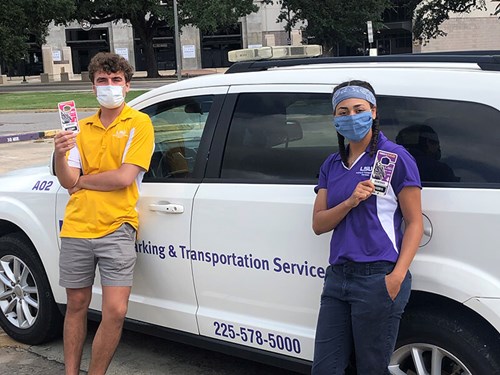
[[312, 262, 411, 375]]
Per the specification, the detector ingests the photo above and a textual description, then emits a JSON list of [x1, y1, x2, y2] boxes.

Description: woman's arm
[[385, 186, 424, 299], [312, 180, 375, 235]]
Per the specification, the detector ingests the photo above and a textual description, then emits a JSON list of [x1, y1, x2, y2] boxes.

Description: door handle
[[149, 203, 184, 214]]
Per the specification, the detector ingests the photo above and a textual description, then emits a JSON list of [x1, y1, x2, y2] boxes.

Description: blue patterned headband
[[332, 85, 376, 111]]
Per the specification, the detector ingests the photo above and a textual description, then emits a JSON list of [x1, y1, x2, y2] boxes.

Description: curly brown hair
[[88, 52, 134, 83]]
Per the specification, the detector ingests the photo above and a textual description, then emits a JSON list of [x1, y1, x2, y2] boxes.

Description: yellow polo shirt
[[60, 105, 154, 238]]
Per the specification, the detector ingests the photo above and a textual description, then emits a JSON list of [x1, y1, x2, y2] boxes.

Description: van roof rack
[[225, 53, 500, 74]]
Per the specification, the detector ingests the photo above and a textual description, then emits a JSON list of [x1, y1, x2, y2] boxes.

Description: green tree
[[276, 0, 489, 53], [0, 0, 74, 74], [74, 0, 258, 78], [275, 0, 295, 42], [409, 0, 487, 43], [275, 0, 391, 56]]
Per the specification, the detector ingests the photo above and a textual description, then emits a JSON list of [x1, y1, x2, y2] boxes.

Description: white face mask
[[96, 85, 125, 109]]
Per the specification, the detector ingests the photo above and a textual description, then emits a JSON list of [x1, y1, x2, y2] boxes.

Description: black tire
[[390, 307, 500, 375], [0, 232, 63, 344]]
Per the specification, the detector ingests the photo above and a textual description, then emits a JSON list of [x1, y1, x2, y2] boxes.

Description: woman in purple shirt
[[311, 80, 423, 374]]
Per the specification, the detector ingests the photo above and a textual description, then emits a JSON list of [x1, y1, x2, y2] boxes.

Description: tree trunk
[[143, 37, 160, 78], [131, 18, 160, 78]]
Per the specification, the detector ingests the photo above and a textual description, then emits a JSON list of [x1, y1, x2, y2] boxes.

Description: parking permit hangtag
[[370, 150, 398, 196], [57, 100, 80, 133]]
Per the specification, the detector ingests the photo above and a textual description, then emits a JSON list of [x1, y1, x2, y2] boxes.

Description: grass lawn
[[0, 90, 149, 110]]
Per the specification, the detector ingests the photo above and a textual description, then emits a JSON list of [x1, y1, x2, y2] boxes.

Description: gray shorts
[[59, 223, 137, 288]]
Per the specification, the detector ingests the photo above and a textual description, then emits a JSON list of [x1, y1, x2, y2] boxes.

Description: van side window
[[378, 96, 500, 185], [221, 93, 335, 181], [141, 96, 214, 181]]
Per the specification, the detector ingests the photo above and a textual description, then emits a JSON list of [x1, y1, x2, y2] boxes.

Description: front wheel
[[389, 307, 500, 375], [0, 232, 62, 344]]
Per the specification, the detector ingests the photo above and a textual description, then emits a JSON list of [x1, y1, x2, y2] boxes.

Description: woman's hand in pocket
[[385, 272, 403, 301]]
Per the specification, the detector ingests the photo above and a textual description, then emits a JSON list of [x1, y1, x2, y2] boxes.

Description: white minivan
[[0, 52, 499, 374]]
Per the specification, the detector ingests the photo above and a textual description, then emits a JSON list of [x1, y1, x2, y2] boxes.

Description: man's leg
[[88, 285, 131, 375], [64, 286, 92, 375], [89, 223, 137, 374]]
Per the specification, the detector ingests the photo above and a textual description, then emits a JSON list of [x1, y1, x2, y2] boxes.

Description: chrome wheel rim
[[0, 255, 39, 329], [389, 343, 472, 375]]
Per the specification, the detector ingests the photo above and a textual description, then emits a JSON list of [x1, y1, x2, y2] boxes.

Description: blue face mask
[[333, 111, 373, 142]]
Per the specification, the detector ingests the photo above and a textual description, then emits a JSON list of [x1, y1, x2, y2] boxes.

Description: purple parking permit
[[370, 150, 398, 196]]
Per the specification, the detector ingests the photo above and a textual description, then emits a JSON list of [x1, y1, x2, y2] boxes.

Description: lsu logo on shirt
[[357, 165, 372, 177], [113, 130, 128, 139]]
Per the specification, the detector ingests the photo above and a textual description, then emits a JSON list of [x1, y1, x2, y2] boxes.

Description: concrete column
[[41, 46, 56, 81], [265, 34, 275, 47], [291, 30, 302, 45], [44, 22, 67, 80], [110, 21, 136, 69], [40, 73, 52, 83], [61, 47, 74, 77], [44, 22, 67, 49], [245, 11, 264, 47], [41, 42, 73, 81], [81, 71, 90, 82], [180, 26, 202, 70]]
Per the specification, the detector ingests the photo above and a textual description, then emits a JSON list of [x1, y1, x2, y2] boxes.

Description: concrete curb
[[0, 129, 59, 144]]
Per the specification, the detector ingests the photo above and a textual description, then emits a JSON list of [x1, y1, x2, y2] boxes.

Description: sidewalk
[[0, 68, 228, 85]]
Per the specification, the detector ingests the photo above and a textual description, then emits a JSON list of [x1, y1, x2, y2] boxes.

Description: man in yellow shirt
[[54, 52, 154, 375]]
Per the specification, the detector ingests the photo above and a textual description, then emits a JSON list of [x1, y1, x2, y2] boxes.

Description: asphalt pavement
[[0, 319, 300, 375], [0, 87, 301, 373], [0, 111, 96, 173]]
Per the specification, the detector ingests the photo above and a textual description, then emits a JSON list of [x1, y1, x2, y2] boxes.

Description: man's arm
[[70, 163, 143, 193], [69, 112, 154, 194], [54, 131, 81, 189]]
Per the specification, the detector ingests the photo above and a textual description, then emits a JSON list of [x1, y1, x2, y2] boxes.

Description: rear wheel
[[0, 232, 62, 344], [389, 308, 500, 375]]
